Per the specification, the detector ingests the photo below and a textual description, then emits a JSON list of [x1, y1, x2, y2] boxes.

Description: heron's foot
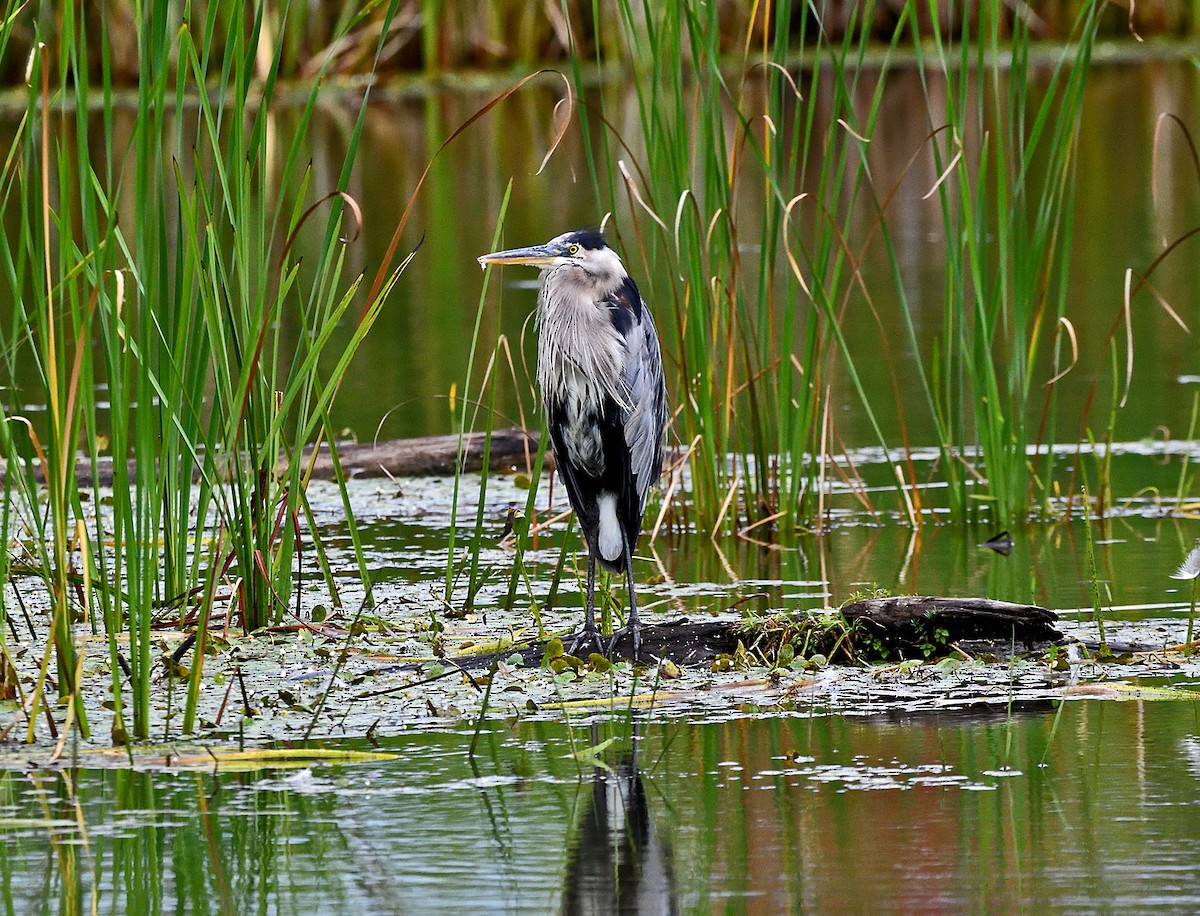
[[566, 623, 605, 659], [605, 623, 642, 663]]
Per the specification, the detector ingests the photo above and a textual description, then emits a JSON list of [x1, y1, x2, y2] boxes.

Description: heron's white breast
[[536, 277, 629, 416]]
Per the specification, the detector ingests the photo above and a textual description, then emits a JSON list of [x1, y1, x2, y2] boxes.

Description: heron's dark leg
[[624, 531, 640, 661], [606, 529, 641, 662], [584, 549, 598, 637], [568, 548, 602, 657]]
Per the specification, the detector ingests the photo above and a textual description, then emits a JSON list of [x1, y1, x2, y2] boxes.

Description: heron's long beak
[[477, 244, 560, 271]]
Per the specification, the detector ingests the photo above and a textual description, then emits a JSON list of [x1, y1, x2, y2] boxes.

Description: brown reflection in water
[[638, 699, 1200, 912]]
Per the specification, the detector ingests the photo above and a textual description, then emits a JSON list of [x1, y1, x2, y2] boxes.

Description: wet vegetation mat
[[2, 471, 1198, 767], [2, 609, 1196, 770]]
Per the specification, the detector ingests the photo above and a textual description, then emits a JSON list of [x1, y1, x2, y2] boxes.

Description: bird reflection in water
[[560, 723, 678, 915]]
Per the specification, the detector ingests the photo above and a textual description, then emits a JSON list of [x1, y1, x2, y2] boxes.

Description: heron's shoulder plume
[[605, 274, 644, 326], [567, 227, 608, 250]]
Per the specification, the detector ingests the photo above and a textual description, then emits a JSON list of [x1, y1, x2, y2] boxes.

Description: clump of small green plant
[[726, 611, 860, 670], [723, 601, 966, 671], [914, 618, 954, 659]]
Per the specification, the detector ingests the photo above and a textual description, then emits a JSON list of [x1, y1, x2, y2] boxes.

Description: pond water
[[319, 57, 1200, 447], [316, 449, 1200, 632], [5, 701, 1200, 913], [3, 49, 1200, 915], [3, 56, 1199, 446]]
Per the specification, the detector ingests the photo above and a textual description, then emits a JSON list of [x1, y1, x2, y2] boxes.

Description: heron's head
[[477, 229, 625, 286]]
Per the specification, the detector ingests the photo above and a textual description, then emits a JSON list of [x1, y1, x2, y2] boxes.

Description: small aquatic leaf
[[311, 605, 328, 622], [1066, 682, 1200, 701], [513, 473, 531, 489], [510, 511, 529, 537], [550, 654, 582, 675], [776, 644, 795, 668], [587, 653, 612, 673], [426, 662, 446, 678], [505, 653, 524, 667], [542, 638, 565, 665]]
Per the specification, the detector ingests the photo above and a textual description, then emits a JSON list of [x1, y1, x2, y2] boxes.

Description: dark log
[[446, 597, 1062, 670], [841, 595, 1061, 654], [299, 427, 540, 478], [509, 619, 737, 668], [10, 427, 542, 487]]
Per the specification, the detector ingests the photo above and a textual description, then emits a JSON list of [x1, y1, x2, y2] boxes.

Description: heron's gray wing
[[610, 282, 667, 514]]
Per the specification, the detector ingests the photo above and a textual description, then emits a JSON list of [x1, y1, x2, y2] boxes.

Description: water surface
[[4, 701, 1200, 913]]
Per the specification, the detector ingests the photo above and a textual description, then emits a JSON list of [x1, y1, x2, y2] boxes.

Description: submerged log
[[299, 427, 539, 478], [10, 427, 542, 487]]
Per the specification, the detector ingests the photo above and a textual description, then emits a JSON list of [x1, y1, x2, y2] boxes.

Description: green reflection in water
[[4, 702, 1200, 913]]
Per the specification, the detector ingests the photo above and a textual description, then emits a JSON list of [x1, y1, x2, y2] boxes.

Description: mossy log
[[463, 597, 1062, 669], [840, 596, 1062, 657]]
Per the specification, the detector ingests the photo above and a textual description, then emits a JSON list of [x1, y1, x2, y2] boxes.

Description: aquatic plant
[[0, 0, 407, 739], [565, 0, 1105, 532], [912, 1, 1103, 524], [1170, 540, 1200, 651]]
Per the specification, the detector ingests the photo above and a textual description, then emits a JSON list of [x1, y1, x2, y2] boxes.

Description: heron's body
[[479, 229, 667, 659]]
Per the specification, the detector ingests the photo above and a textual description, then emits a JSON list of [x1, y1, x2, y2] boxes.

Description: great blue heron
[[478, 229, 667, 661]]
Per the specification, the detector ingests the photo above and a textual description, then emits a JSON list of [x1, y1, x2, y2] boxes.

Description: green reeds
[[0, 1, 404, 740], [568, 0, 1105, 534], [447, 182, 513, 612], [914, 1, 1102, 525]]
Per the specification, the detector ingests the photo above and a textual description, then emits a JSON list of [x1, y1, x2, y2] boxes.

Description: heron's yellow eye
[[568, 244, 580, 254]]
